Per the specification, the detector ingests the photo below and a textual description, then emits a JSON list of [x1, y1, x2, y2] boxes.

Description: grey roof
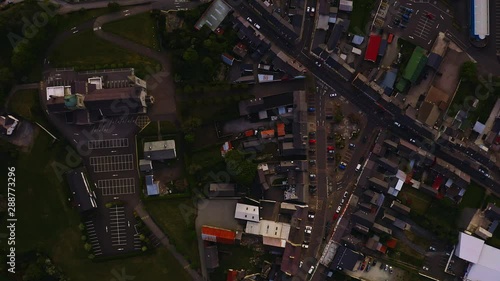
[[330, 245, 362, 271], [194, 0, 231, 31], [66, 168, 97, 213], [205, 245, 220, 269], [139, 159, 152, 172], [327, 22, 345, 51], [208, 183, 236, 197], [144, 140, 176, 160], [427, 52, 443, 70]]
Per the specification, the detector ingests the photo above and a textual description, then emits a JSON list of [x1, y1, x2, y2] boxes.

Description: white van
[[355, 164, 361, 172]]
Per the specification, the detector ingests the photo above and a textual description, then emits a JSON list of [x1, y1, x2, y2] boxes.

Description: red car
[[327, 146, 335, 150], [309, 139, 316, 144], [332, 213, 339, 220], [426, 13, 435, 20]]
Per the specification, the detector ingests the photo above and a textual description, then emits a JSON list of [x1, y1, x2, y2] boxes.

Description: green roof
[[395, 79, 409, 92], [403, 46, 428, 83]]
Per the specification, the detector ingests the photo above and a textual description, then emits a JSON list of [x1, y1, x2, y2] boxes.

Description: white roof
[[235, 203, 259, 222], [245, 220, 291, 239], [467, 264, 500, 281], [455, 232, 484, 263], [473, 121, 486, 134], [473, 0, 489, 39], [46, 86, 70, 100], [258, 74, 274, 83]]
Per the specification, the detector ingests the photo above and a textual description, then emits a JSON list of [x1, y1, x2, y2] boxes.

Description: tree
[[181, 117, 202, 134], [84, 243, 92, 251], [224, 149, 257, 187], [142, 246, 148, 252], [23, 263, 44, 281], [460, 61, 477, 82], [81, 235, 87, 241], [107, 2, 121, 12], [184, 133, 195, 143], [183, 48, 199, 62]]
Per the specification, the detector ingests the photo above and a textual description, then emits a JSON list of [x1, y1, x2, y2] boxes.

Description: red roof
[[364, 35, 382, 62], [226, 269, 238, 281], [201, 226, 236, 240], [432, 175, 443, 190], [276, 123, 285, 137], [386, 238, 398, 248], [244, 129, 255, 137]]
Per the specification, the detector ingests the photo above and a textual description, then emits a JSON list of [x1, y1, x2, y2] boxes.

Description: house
[[245, 220, 291, 248], [139, 159, 153, 172], [338, 0, 353, 12], [0, 115, 19, 136], [208, 183, 237, 198], [390, 200, 411, 215], [234, 203, 260, 222], [66, 168, 97, 215], [485, 203, 500, 221], [221, 53, 235, 66], [143, 140, 176, 160], [145, 175, 159, 196]]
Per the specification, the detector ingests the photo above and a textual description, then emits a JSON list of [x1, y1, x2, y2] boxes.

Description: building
[[470, 0, 490, 40], [204, 244, 219, 269], [455, 232, 500, 281], [201, 225, 236, 244], [245, 220, 291, 248], [364, 35, 382, 62], [484, 203, 500, 221], [0, 115, 19, 136], [66, 168, 97, 215], [143, 140, 176, 161], [234, 203, 260, 222], [390, 200, 411, 215], [330, 245, 362, 271], [145, 174, 159, 196], [194, 0, 232, 31], [208, 183, 237, 198], [402, 46, 427, 83], [139, 159, 153, 172], [338, 0, 353, 12]]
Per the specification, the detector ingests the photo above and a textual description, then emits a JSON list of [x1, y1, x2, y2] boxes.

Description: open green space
[[7, 90, 40, 120], [48, 30, 160, 78], [459, 182, 485, 209], [398, 186, 431, 215], [0, 93, 190, 280], [349, 0, 376, 33], [56, 8, 116, 32], [143, 198, 200, 269], [103, 12, 159, 50], [389, 242, 425, 267], [139, 120, 178, 137]]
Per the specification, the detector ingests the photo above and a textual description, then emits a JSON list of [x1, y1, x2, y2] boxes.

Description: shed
[[205, 244, 220, 269], [352, 35, 364, 45], [221, 53, 235, 66], [145, 175, 160, 196], [139, 159, 153, 172]]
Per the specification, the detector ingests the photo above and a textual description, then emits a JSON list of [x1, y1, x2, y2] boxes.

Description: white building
[[245, 220, 291, 248], [455, 232, 500, 281], [234, 203, 260, 222]]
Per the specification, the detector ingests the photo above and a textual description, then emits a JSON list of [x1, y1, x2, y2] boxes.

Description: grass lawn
[[103, 12, 159, 50], [404, 230, 431, 249], [459, 182, 485, 209], [7, 90, 39, 120], [398, 187, 431, 215], [349, 0, 377, 33], [48, 30, 160, 78], [143, 198, 200, 269], [391, 243, 425, 267], [139, 121, 177, 137]]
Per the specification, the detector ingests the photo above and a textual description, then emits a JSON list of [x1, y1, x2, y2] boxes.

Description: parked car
[[308, 212, 315, 219], [336, 205, 342, 213], [309, 139, 316, 144], [302, 242, 309, 248], [389, 266, 393, 274], [254, 23, 261, 29], [349, 143, 356, 149], [309, 173, 316, 179], [308, 107, 316, 112], [329, 92, 337, 97], [394, 121, 401, 127], [306, 6, 310, 12], [343, 191, 349, 198], [246, 17, 253, 23], [304, 226, 312, 234], [308, 265, 315, 274]]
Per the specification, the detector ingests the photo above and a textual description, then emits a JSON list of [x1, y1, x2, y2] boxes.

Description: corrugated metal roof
[[364, 35, 382, 62]]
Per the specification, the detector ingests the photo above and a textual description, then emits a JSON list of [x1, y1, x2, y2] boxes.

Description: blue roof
[[352, 35, 364, 45], [381, 69, 397, 90], [221, 53, 234, 66], [145, 175, 159, 196]]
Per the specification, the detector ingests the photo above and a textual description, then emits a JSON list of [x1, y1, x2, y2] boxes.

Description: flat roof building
[[144, 140, 176, 161], [234, 203, 260, 222], [471, 0, 490, 40]]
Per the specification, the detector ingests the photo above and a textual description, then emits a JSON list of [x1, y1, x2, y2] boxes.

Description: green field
[[143, 198, 200, 269], [459, 182, 485, 209], [349, 0, 377, 33], [398, 186, 431, 215], [48, 30, 159, 78], [103, 12, 159, 50], [0, 95, 190, 280]]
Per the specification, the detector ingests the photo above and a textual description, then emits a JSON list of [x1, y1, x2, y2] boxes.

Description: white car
[[329, 92, 337, 97], [429, 246, 436, 251], [394, 121, 401, 127], [302, 243, 309, 248], [254, 23, 261, 29], [422, 266, 429, 271], [308, 212, 315, 219], [299, 261, 303, 268], [344, 191, 349, 198], [306, 6, 311, 12], [246, 17, 253, 23], [315, 61, 322, 67], [410, 138, 416, 143], [311, 7, 315, 13], [308, 265, 315, 274], [336, 206, 342, 213]]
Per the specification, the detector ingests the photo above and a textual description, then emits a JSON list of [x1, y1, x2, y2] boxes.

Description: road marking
[[436, 23, 439, 29]]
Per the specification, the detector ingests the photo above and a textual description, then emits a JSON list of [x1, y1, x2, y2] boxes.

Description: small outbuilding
[[144, 140, 176, 161]]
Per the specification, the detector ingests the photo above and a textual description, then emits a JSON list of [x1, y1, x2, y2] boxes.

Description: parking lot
[[89, 154, 134, 172], [98, 178, 136, 196], [84, 220, 103, 256], [89, 117, 138, 133], [88, 138, 129, 149], [385, 0, 464, 49], [109, 205, 128, 248]]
